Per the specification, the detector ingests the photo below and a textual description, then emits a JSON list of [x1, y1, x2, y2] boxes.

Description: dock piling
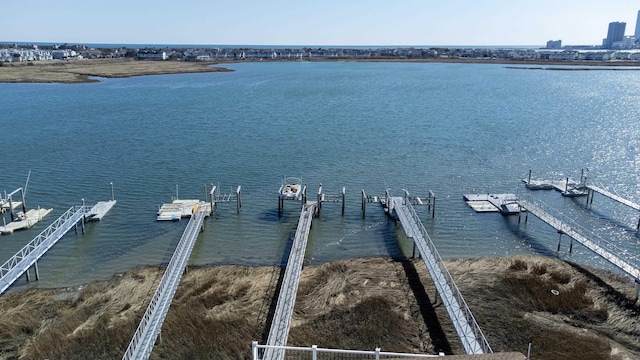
[[237, 186, 242, 214], [110, 182, 115, 201], [34, 261, 39, 281], [557, 231, 563, 252], [342, 187, 345, 216]]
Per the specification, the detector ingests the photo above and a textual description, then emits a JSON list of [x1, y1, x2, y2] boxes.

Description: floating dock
[[86, 200, 117, 221], [0, 208, 53, 235], [157, 199, 202, 221], [464, 193, 521, 214]]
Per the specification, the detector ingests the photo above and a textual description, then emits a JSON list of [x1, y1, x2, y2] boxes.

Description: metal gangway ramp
[[389, 196, 492, 355], [517, 196, 640, 283], [123, 203, 209, 360], [0, 205, 89, 295], [262, 202, 317, 360]]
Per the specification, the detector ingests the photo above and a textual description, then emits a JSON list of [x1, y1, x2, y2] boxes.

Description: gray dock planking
[[517, 197, 640, 281], [263, 202, 317, 360], [390, 196, 492, 355], [123, 203, 210, 360]]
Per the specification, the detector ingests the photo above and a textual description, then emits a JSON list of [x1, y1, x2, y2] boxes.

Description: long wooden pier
[[389, 195, 492, 355], [517, 197, 640, 283], [123, 202, 210, 360], [263, 202, 318, 360]]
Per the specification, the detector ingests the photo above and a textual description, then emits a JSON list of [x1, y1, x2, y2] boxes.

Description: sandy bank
[[0, 58, 231, 83], [0, 256, 637, 359]]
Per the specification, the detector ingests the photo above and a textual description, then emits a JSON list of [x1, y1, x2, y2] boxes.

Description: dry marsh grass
[[0, 256, 637, 359], [0, 58, 230, 83]]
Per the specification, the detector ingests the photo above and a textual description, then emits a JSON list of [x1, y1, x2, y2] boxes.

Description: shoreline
[[0, 255, 637, 359], [1, 57, 640, 84]]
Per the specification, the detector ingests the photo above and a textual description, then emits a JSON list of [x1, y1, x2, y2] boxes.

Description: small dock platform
[[0, 208, 53, 235], [464, 194, 521, 214], [157, 199, 208, 221], [0, 201, 22, 214], [86, 200, 117, 221]]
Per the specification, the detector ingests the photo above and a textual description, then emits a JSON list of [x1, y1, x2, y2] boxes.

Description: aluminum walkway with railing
[[389, 196, 492, 355], [517, 196, 640, 282], [122, 203, 209, 360], [262, 202, 318, 360], [0, 205, 89, 295]]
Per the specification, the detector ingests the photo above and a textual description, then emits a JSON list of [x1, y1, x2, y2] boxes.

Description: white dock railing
[[122, 204, 207, 360], [263, 202, 317, 360], [0, 205, 89, 295], [252, 342, 444, 359], [391, 197, 492, 355], [517, 193, 640, 281]]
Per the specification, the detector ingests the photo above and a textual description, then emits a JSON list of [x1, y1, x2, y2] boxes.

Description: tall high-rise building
[[603, 21, 626, 48], [634, 10, 640, 41]]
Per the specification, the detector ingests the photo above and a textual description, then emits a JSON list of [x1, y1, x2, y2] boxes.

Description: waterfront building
[[546, 40, 562, 49], [603, 21, 626, 49]]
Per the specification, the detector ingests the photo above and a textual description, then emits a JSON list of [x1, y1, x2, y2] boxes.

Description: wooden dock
[[0, 208, 53, 235], [156, 199, 202, 221]]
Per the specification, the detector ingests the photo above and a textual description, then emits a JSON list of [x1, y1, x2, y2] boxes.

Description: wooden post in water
[[569, 237, 574, 254], [110, 182, 115, 201], [431, 192, 436, 219], [25, 268, 30, 282], [34, 261, 39, 281], [361, 189, 366, 218], [341, 187, 345, 216], [527, 170, 532, 185], [20, 188, 26, 215], [565, 177, 569, 194], [557, 230, 563, 252], [237, 186, 242, 214], [317, 184, 323, 217], [81, 199, 85, 233]]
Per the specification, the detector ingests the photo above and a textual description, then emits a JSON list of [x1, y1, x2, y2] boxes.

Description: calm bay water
[[1, 61, 639, 292]]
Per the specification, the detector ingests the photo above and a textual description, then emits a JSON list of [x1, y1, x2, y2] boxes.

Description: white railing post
[[312, 344, 317, 360]]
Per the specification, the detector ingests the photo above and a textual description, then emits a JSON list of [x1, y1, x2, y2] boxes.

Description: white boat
[[280, 176, 302, 200]]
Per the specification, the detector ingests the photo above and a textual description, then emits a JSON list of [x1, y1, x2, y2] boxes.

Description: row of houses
[[0, 48, 80, 62], [4, 45, 640, 63]]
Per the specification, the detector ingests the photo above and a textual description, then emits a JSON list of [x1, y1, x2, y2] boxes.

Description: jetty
[[0, 200, 115, 295], [386, 191, 492, 355], [516, 194, 640, 297], [123, 202, 211, 360]]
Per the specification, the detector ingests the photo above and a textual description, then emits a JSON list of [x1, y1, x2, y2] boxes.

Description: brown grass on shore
[[0, 58, 231, 83], [0, 256, 637, 359]]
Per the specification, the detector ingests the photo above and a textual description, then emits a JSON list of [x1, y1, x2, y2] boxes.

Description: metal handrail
[[123, 206, 207, 360], [253, 342, 444, 359], [399, 199, 492, 354], [0, 206, 88, 294], [517, 193, 636, 260]]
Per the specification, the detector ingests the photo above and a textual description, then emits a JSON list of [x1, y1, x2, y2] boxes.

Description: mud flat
[[0, 256, 638, 360]]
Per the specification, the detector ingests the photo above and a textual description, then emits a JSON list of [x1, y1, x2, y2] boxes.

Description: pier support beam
[[361, 189, 366, 218], [34, 261, 40, 281], [341, 187, 345, 216], [236, 186, 242, 214], [557, 231, 563, 252], [569, 237, 574, 254]]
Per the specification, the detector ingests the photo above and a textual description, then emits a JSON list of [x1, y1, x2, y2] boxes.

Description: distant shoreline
[[1, 57, 639, 84]]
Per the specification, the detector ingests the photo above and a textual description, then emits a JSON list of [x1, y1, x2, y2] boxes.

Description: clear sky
[[4, 0, 640, 46]]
